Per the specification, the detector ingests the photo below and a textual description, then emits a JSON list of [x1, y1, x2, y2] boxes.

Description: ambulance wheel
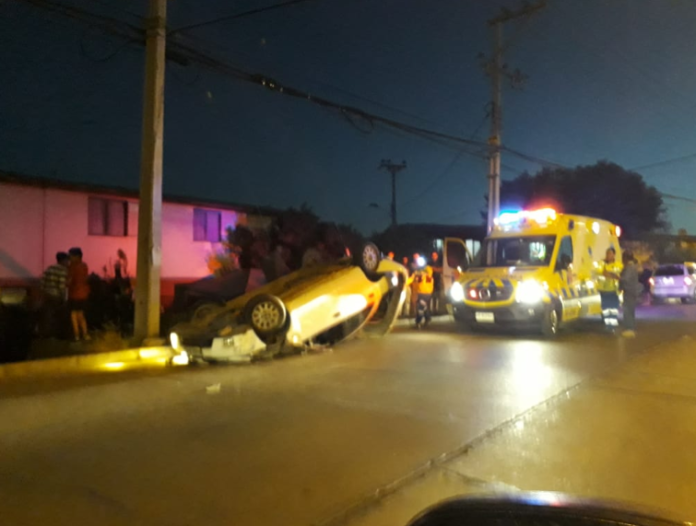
[[245, 294, 287, 342], [541, 306, 559, 338]]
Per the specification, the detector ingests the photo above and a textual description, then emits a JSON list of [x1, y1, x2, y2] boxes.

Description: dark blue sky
[[2, 0, 695, 234]]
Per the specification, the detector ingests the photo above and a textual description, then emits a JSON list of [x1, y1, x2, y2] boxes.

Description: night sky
[[2, 0, 695, 234]]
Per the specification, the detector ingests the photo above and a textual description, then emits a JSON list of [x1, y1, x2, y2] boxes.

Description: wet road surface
[[1, 304, 695, 526]]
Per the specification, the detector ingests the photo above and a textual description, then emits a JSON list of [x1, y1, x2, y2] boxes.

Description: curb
[[0, 346, 177, 381]]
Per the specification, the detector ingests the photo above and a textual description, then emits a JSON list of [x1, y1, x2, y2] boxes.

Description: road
[[1, 303, 695, 526]]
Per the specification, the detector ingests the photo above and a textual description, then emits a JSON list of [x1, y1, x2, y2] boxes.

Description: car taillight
[[468, 289, 477, 299], [648, 277, 654, 286], [685, 277, 693, 286]]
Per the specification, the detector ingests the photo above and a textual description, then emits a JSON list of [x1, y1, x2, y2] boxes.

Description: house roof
[[0, 171, 281, 217]]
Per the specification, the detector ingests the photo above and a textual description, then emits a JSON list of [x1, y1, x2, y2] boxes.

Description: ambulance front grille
[[469, 283, 514, 302]]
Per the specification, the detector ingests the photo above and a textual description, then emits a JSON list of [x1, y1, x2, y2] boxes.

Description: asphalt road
[[2, 303, 695, 526]]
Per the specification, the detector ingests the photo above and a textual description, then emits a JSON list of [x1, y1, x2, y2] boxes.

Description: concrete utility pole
[[379, 159, 407, 228], [485, 1, 545, 232], [134, 0, 167, 344]]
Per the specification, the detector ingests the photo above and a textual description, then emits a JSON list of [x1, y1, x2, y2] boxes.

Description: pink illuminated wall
[[0, 182, 263, 287]]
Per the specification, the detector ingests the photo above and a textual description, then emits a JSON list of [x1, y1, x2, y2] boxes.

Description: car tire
[[681, 292, 696, 304], [245, 294, 288, 341], [191, 301, 221, 322], [651, 296, 663, 306], [356, 242, 381, 274], [541, 305, 559, 338]]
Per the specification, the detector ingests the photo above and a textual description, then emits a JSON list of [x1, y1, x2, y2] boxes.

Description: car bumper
[[652, 286, 692, 298], [183, 329, 266, 363], [451, 302, 545, 326]]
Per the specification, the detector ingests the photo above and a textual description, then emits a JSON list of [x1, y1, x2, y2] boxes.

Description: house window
[[193, 208, 221, 242], [88, 197, 128, 236]]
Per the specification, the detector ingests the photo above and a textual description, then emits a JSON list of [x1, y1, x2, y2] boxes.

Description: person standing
[[39, 252, 69, 337], [620, 251, 641, 338], [401, 257, 412, 317], [67, 247, 90, 341], [414, 265, 435, 329], [430, 251, 443, 314], [597, 247, 622, 331]]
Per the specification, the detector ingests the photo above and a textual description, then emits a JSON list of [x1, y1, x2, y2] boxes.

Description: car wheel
[[191, 302, 221, 322], [541, 306, 559, 338], [356, 242, 381, 274], [651, 296, 663, 306], [681, 292, 696, 304], [245, 294, 287, 340]]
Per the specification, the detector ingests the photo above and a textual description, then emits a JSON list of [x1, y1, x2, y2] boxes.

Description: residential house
[[0, 172, 277, 305]]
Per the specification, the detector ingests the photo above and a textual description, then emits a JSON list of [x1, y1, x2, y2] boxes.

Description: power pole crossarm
[[379, 160, 407, 228], [488, 1, 546, 25], [134, 0, 167, 344]]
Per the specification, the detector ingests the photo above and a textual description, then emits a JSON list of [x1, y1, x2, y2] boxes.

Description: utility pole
[[134, 0, 167, 344], [485, 1, 545, 232], [379, 159, 407, 227]]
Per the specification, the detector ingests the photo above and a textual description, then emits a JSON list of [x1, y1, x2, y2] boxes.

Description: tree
[[211, 205, 364, 275], [485, 161, 669, 238]]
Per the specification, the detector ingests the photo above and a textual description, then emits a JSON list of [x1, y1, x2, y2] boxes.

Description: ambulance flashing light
[[495, 208, 557, 228]]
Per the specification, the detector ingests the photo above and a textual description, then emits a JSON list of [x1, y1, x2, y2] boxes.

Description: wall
[[0, 182, 251, 287], [43, 189, 138, 279], [160, 203, 240, 278], [0, 184, 44, 279]]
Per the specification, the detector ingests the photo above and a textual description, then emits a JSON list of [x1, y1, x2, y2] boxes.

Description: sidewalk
[[329, 334, 696, 525]]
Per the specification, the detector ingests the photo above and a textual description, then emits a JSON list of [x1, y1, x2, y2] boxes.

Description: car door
[[442, 237, 472, 293], [555, 235, 582, 321]]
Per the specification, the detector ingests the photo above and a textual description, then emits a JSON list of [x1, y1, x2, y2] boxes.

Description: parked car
[[650, 262, 696, 304], [170, 243, 408, 363]]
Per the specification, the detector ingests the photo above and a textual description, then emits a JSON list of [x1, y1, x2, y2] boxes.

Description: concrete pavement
[[342, 332, 696, 525], [1, 304, 695, 526]]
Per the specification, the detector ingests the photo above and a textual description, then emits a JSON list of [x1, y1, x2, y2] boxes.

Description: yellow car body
[[172, 255, 408, 362]]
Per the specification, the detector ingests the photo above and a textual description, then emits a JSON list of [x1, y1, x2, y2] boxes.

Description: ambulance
[[447, 208, 622, 336]]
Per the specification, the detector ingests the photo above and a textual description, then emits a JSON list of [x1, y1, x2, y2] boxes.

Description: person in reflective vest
[[413, 265, 435, 329], [619, 250, 641, 338], [597, 247, 622, 330]]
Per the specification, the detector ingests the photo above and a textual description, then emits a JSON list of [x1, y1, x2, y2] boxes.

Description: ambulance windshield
[[481, 235, 557, 267]]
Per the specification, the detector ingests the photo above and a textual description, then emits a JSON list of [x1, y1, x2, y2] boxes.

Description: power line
[[400, 149, 475, 208], [630, 153, 696, 172], [389, 106, 494, 208], [88, 0, 144, 22], [170, 0, 319, 35], [18, 0, 578, 178], [21, 0, 696, 219], [500, 145, 566, 169], [660, 193, 696, 206], [20, 0, 142, 40]]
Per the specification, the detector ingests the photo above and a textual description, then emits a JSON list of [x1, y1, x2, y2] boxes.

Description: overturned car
[[170, 244, 408, 363]]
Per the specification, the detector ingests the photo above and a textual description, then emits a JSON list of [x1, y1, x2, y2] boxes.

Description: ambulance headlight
[[450, 282, 464, 302], [170, 332, 180, 350], [516, 280, 545, 304]]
